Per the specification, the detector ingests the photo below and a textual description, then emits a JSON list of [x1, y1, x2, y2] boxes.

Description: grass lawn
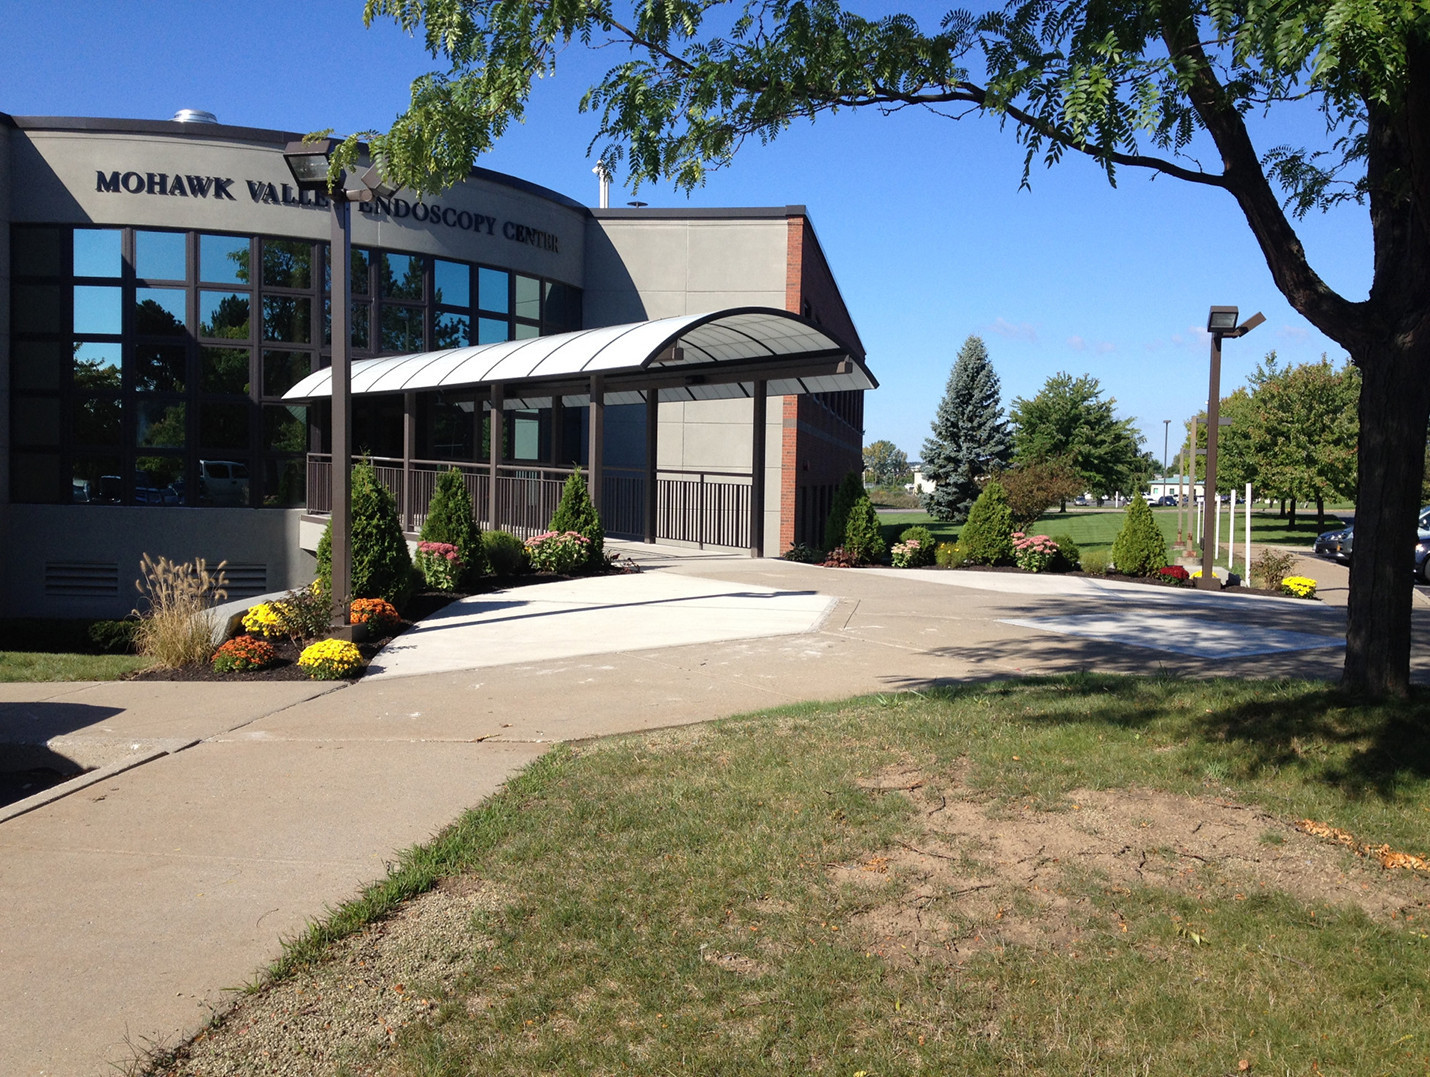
[[0, 651, 147, 682], [166, 677, 1430, 1077], [880, 506, 1347, 556]]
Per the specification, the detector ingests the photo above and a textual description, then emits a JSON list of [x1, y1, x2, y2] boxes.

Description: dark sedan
[[1314, 525, 1353, 564]]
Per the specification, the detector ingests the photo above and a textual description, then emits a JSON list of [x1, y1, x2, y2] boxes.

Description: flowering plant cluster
[[350, 597, 402, 637], [525, 530, 591, 574], [415, 541, 464, 591], [1157, 564, 1191, 585], [211, 634, 278, 673], [241, 601, 284, 637], [821, 545, 860, 568], [891, 539, 924, 568], [1012, 532, 1060, 573], [298, 638, 365, 680], [1281, 575, 1318, 599]]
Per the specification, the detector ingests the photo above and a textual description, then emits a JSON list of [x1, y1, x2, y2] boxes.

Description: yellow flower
[[298, 638, 365, 680]]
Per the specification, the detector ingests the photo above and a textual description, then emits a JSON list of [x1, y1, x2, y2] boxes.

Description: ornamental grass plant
[[131, 554, 229, 669]]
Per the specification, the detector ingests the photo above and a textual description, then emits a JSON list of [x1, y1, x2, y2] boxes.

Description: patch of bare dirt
[[841, 765, 1430, 968]]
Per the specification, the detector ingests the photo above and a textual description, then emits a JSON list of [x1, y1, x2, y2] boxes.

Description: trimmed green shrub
[[88, 619, 138, 654], [1050, 533, 1080, 572], [783, 542, 821, 563], [1110, 495, 1168, 576], [483, 530, 529, 576], [548, 471, 604, 570], [934, 541, 965, 568], [958, 479, 1015, 565], [841, 493, 886, 564], [420, 467, 486, 581], [898, 526, 937, 567], [1080, 549, 1110, 575], [823, 472, 865, 552], [317, 461, 414, 608]]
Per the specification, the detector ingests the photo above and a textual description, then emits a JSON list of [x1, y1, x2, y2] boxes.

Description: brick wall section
[[780, 214, 866, 552]]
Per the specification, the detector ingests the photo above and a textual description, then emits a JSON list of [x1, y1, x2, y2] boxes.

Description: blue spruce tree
[[921, 335, 1012, 522]]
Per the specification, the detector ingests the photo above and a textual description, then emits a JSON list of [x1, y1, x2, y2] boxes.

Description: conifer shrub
[[548, 471, 604, 570], [420, 467, 486, 581], [1050, 533, 1080, 571], [841, 493, 886, 564], [1109, 495, 1168, 576], [317, 461, 414, 608], [958, 479, 1015, 565], [483, 530, 529, 576], [822, 472, 865, 552]]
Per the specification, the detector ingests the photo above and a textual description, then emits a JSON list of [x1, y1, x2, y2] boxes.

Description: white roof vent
[[172, 109, 219, 124]]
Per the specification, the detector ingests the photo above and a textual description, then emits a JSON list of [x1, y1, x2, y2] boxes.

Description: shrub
[[87, 619, 138, 655], [782, 542, 821, 563], [242, 585, 330, 642], [1281, 575, 1318, 599], [131, 554, 229, 669], [297, 638, 365, 680], [1049, 533, 1080, 572], [959, 479, 1015, 565], [1080, 549, 1110, 575], [350, 597, 402, 637], [548, 471, 604, 570], [483, 530, 529, 576], [822, 472, 866, 552], [211, 635, 278, 673], [1251, 548, 1298, 590], [891, 539, 925, 568], [1109, 495, 1168, 577], [1012, 532, 1060, 573], [934, 541, 965, 568], [415, 541, 464, 591], [525, 530, 592, 574], [898, 526, 937, 567], [821, 546, 861, 568], [419, 467, 485, 581], [841, 494, 886, 564], [317, 461, 414, 609]]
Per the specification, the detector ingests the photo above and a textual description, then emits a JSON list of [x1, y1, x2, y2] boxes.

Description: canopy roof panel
[[283, 307, 876, 406]]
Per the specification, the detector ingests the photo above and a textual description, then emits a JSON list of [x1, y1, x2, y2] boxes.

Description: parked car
[[1314, 525, 1353, 564], [1156, 495, 1178, 506], [1416, 532, 1430, 584], [198, 459, 250, 506]]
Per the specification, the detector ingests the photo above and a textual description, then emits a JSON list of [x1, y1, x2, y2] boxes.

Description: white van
[[199, 460, 250, 506]]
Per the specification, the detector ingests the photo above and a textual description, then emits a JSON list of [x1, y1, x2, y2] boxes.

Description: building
[[0, 111, 875, 619]]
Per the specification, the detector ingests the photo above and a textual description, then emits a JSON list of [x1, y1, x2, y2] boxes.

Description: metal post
[[1198, 333, 1224, 589], [402, 391, 416, 532], [588, 373, 605, 514], [750, 380, 767, 557], [488, 382, 503, 531], [552, 396, 565, 465], [644, 389, 658, 543], [1187, 416, 1199, 555], [329, 198, 354, 634]]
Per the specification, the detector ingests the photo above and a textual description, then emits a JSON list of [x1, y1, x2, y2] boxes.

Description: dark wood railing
[[307, 456, 753, 550]]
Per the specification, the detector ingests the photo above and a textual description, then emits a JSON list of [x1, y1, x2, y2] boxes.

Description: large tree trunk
[[1344, 340, 1430, 697]]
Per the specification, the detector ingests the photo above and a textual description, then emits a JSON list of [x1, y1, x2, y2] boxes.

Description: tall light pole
[[1162, 419, 1170, 477], [283, 140, 394, 636], [1198, 305, 1264, 590]]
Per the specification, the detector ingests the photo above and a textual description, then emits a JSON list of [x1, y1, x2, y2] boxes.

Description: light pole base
[[328, 622, 369, 643]]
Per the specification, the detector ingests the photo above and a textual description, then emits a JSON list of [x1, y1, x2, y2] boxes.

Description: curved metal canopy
[[283, 307, 876, 408]]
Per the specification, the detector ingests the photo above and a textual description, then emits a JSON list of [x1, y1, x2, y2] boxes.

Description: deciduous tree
[[863, 440, 910, 486], [352, 0, 1430, 695], [1010, 373, 1150, 503]]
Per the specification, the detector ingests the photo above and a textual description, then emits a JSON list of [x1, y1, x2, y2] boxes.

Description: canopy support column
[[750, 380, 767, 557], [551, 395, 566, 466], [401, 391, 416, 532], [588, 374, 605, 514], [644, 389, 659, 543], [488, 382, 504, 530]]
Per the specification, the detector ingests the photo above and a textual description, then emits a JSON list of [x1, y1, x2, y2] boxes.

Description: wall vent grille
[[223, 563, 268, 597], [44, 562, 120, 597]]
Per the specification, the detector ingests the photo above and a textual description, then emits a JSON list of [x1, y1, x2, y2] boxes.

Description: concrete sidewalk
[[0, 547, 1417, 1076]]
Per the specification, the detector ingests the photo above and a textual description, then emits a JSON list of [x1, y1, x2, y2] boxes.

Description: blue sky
[[1, 1, 1370, 470]]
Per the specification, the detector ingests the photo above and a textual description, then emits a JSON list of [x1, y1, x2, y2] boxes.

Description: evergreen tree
[[841, 493, 886, 565], [823, 471, 865, 552], [548, 470, 605, 570], [958, 479, 1015, 566], [419, 467, 486, 582], [921, 336, 1011, 523], [317, 461, 415, 608], [1110, 495, 1168, 577]]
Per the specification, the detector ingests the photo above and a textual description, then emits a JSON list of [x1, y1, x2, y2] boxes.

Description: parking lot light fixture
[[1198, 307, 1264, 589]]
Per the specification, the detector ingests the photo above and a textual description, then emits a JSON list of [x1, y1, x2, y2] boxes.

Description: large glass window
[[10, 223, 578, 505]]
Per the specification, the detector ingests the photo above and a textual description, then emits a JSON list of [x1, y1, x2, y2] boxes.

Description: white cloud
[[1067, 335, 1087, 350], [987, 317, 1039, 342]]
